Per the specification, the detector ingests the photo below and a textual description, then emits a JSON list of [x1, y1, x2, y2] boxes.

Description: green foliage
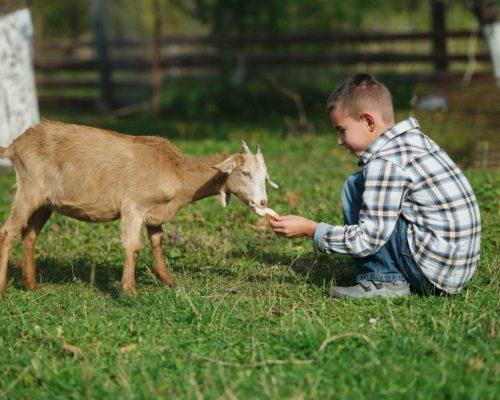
[[171, 0, 476, 34], [172, 0, 286, 34], [0, 122, 498, 398], [26, 0, 477, 40], [28, 0, 90, 38]]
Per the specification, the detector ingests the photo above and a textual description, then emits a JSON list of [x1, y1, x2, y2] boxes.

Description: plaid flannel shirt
[[313, 117, 481, 294]]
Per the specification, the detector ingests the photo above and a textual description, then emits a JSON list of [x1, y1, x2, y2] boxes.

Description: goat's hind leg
[[147, 225, 174, 287], [21, 207, 52, 291], [0, 198, 39, 296]]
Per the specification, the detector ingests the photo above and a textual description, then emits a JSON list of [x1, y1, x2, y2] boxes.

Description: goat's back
[[7, 120, 184, 220]]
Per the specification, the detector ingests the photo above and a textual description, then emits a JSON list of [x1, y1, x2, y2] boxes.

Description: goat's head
[[214, 140, 278, 212]]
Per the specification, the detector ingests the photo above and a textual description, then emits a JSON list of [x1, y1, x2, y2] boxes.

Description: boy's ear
[[361, 112, 375, 131]]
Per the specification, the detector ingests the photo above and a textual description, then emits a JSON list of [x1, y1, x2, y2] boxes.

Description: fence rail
[[37, 29, 482, 48], [35, 29, 492, 100], [36, 53, 490, 73]]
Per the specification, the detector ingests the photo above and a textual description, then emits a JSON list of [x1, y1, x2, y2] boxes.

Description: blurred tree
[[169, 0, 287, 80], [105, 0, 204, 39], [469, 0, 498, 25], [169, 0, 447, 34], [25, 0, 477, 40], [27, 0, 89, 38], [170, 0, 284, 34], [167, 0, 438, 80]]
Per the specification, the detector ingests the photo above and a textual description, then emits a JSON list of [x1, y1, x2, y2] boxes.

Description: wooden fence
[[35, 29, 492, 101]]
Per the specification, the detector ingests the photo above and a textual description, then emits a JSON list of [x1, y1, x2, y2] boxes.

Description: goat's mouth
[[249, 202, 279, 218], [251, 204, 279, 218], [248, 202, 265, 214], [249, 204, 262, 213]]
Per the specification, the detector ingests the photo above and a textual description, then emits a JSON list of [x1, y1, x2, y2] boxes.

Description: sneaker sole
[[329, 287, 410, 299]]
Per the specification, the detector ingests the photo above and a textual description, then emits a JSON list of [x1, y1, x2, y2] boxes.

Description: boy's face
[[330, 108, 378, 157]]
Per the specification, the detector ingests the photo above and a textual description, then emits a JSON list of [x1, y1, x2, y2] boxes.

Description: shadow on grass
[[183, 264, 239, 279], [290, 255, 357, 288], [238, 249, 357, 288], [8, 256, 124, 295], [6, 250, 357, 297]]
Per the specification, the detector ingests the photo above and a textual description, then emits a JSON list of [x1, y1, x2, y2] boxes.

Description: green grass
[[0, 119, 499, 399]]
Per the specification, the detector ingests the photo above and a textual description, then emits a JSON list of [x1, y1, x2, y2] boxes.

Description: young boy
[[270, 74, 481, 298]]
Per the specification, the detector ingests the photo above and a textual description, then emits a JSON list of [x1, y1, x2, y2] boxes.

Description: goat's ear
[[267, 174, 279, 189], [214, 156, 236, 174], [219, 191, 231, 207], [256, 145, 278, 188], [214, 155, 243, 174]]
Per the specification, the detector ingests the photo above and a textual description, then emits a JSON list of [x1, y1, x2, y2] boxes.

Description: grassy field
[[0, 112, 499, 399]]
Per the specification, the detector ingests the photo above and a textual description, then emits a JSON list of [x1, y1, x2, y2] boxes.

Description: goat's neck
[[181, 154, 229, 202]]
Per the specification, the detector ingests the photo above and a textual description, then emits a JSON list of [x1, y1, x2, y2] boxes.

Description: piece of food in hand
[[255, 207, 279, 219]]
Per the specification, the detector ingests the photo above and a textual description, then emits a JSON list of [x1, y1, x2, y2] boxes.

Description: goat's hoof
[[156, 273, 175, 288], [121, 285, 137, 296], [162, 279, 175, 288], [25, 282, 38, 291]]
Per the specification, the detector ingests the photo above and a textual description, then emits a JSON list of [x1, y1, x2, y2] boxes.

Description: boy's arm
[[314, 159, 411, 256]]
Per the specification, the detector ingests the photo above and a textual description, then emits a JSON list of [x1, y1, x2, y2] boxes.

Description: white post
[[0, 8, 40, 167], [483, 22, 500, 85]]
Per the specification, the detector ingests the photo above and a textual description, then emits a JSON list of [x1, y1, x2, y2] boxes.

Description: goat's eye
[[241, 171, 251, 178]]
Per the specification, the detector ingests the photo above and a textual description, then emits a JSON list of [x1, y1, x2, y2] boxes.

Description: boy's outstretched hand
[[269, 215, 318, 238]]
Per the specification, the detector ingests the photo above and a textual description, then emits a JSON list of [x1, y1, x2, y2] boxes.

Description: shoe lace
[[358, 280, 383, 292]]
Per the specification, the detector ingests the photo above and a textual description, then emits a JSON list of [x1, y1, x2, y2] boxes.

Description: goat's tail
[[0, 146, 5, 158]]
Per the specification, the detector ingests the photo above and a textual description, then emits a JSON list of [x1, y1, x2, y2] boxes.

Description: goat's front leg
[[21, 207, 52, 291], [147, 225, 174, 287], [120, 211, 144, 295]]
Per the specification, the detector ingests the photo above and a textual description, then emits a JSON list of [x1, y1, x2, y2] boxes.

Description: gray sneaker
[[329, 280, 410, 299]]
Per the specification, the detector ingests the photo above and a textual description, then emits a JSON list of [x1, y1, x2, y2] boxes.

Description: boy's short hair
[[326, 73, 394, 123]]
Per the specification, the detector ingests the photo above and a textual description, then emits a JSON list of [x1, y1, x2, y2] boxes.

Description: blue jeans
[[342, 171, 434, 294]]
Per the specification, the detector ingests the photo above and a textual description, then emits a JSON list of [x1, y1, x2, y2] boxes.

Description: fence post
[[90, 0, 112, 109], [151, 0, 162, 116], [469, 0, 500, 84], [431, 0, 448, 73]]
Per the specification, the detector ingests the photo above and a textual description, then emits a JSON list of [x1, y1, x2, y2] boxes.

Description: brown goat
[[0, 120, 278, 295]]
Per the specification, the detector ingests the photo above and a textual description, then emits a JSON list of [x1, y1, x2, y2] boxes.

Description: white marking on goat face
[[223, 144, 277, 211]]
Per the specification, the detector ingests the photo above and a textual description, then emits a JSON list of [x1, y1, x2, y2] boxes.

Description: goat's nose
[[260, 199, 267, 208]]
